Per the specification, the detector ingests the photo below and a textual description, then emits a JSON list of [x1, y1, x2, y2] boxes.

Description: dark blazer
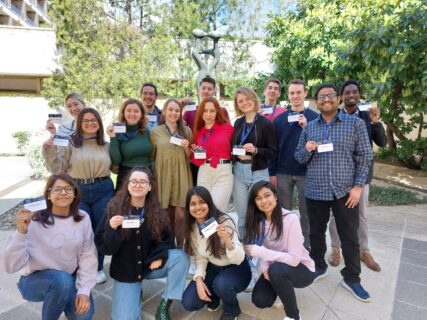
[[95, 211, 174, 283], [231, 114, 278, 172]]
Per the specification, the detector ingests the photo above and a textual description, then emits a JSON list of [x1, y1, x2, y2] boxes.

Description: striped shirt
[[294, 112, 373, 201]]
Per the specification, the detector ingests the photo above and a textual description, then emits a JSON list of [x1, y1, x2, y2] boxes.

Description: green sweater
[[109, 124, 153, 167]]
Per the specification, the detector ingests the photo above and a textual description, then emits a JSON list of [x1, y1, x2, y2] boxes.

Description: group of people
[[1, 76, 387, 320]]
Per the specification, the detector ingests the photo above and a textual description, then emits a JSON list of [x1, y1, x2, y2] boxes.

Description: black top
[[231, 114, 278, 171], [95, 207, 174, 283]]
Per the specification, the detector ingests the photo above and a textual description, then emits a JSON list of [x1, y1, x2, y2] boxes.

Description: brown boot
[[360, 251, 381, 272], [328, 248, 341, 267]]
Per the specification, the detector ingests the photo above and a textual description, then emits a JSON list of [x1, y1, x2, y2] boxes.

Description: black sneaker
[[207, 298, 220, 312], [313, 266, 328, 283], [219, 312, 238, 320]]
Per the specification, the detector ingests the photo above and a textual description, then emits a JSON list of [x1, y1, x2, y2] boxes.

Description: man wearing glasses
[[140, 83, 162, 130], [295, 83, 373, 302]]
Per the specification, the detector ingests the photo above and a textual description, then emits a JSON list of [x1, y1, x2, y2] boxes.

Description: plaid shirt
[[295, 112, 373, 201]]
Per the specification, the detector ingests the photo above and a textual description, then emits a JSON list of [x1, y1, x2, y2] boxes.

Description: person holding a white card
[[43, 108, 114, 284], [45, 93, 86, 137], [269, 80, 318, 250], [3, 173, 97, 320], [295, 84, 373, 303], [108, 99, 153, 191], [327, 80, 387, 272], [182, 186, 251, 320], [231, 87, 277, 239], [140, 83, 162, 131], [260, 79, 286, 122], [150, 98, 193, 247], [191, 97, 234, 213], [95, 167, 189, 320], [244, 180, 315, 320]]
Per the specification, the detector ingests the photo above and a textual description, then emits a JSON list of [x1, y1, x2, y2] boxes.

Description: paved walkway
[[1, 204, 426, 320]]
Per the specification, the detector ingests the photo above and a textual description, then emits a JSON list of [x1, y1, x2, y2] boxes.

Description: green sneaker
[[155, 298, 172, 320]]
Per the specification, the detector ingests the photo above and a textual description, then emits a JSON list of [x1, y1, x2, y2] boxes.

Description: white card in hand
[[53, 135, 69, 147], [113, 122, 126, 133], [122, 219, 140, 228], [184, 104, 197, 112], [288, 114, 300, 122], [358, 102, 372, 111], [48, 114, 62, 124], [24, 196, 47, 212], [232, 146, 246, 156], [318, 143, 334, 153], [146, 115, 157, 122], [194, 150, 206, 159], [200, 218, 218, 238], [262, 107, 273, 114], [170, 136, 183, 146]]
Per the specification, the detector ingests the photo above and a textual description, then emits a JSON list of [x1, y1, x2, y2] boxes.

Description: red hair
[[193, 97, 228, 142]]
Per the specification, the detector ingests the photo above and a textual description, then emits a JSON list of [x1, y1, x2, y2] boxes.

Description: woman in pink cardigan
[[244, 180, 316, 320]]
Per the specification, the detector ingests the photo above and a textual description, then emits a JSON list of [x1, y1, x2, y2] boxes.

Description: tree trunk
[[386, 80, 407, 147], [386, 125, 397, 149]]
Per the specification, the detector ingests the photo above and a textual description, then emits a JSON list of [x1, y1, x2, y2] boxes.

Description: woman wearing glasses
[[107, 99, 153, 191], [45, 93, 86, 137], [150, 98, 193, 247], [95, 167, 189, 320], [43, 108, 114, 284], [191, 97, 234, 213], [2, 173, 97, 320], [244, 181, 315, 320]]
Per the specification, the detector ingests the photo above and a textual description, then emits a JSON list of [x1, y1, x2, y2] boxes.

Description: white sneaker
[[96, 270, 107, 284], [284, 316, 301, 320]]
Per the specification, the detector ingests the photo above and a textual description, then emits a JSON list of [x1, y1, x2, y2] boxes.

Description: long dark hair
[[33, 173, 83, 226], [70, 108, 106, 147], [159, 98, 191, 140], [244, 180, 284, 244], [118, 98, 147, 133], [106, 167, 169, 241], [183, 186, 235, 259]]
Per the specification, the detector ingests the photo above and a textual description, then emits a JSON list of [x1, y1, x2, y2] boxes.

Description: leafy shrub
[[12, 131, 30, 154]]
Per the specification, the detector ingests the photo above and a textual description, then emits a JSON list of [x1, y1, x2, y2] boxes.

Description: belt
[[74, 176, 110, 184], [236, 158, 252, 164], [205, 159, 231, 164]]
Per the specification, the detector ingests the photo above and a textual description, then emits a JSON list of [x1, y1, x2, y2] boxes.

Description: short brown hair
[[287, 79, 306, 91], [264, 79, 281, 91]]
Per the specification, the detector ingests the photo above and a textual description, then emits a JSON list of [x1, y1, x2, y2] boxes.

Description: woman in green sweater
[[108, 99, 153, 191]]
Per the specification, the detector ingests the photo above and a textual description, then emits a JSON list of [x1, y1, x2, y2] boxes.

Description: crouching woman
[[2, 173, 97, 320], [95, 167, 189, 320]]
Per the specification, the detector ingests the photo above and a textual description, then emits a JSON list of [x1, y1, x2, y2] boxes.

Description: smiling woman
[[2, 173, 98, 320], [42, 108, 115, 284]]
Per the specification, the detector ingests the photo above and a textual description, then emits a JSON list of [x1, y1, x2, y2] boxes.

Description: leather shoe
[[328, 248, 340, 267], [360, 251, 381, 272]]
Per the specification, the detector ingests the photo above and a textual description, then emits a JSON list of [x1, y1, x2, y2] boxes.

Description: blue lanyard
[[201, 128, 214, 146], [321, 114, 338, 141], [128, 207, 145, 220], [240, 115, 257, 145], [164, 124, 182, 138], [81, 136, 97, 141], [254, 217, 267, 246]]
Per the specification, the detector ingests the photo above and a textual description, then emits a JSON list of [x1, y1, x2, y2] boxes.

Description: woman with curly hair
[[181, 186, 250, 320], [95, 167, 189, 320], [2, 173, 97, 320]]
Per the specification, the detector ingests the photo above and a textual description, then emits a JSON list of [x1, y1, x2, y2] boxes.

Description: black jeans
[[182, 258, 251, 317], [306, 194, 361, 283], [252, 262, 315, 320]]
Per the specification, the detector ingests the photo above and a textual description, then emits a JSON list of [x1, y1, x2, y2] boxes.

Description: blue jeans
[[182, 258, 251, 317], [233, 162, 269, 238], [18, 269, 94, 320], [78, 178, 114, 271], [111, 249, 190, 320]]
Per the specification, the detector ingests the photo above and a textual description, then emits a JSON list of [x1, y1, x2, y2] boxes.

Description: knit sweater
[[109, 124, 153, 168], [2, 211, 97, 296]]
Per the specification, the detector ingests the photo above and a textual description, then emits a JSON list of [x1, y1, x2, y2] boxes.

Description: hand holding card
[[16, 208, 34, 234]]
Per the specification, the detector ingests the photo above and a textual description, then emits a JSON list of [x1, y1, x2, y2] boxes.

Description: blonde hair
[[233, 87, 260, 116]]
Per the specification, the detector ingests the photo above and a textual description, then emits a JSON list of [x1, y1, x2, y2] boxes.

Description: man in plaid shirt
[[295, 83, 373, 302]]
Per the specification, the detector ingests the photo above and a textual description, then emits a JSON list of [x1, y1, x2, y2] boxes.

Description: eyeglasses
[[128, 179, 149, 187], [317, 93, 338, 101], [82, 119, 98, 124], [50, 186, 75, 195]]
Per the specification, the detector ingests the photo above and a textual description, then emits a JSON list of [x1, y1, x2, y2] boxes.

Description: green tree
[[263, 0, 427, 168]]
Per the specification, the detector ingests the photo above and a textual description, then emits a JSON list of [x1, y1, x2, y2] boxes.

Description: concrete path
[[1, 204, 426, 320]]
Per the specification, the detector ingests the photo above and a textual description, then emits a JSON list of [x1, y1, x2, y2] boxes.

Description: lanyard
[[240, 115, 257, 145], [254, 217, 272, 246], [321, 113, 338, 141], [164, 124, 182, 138], [128, 207, 145, 220], [61, 120, 75, 134], [201, 128, 214, 146], [81, 136, 97, 141]]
